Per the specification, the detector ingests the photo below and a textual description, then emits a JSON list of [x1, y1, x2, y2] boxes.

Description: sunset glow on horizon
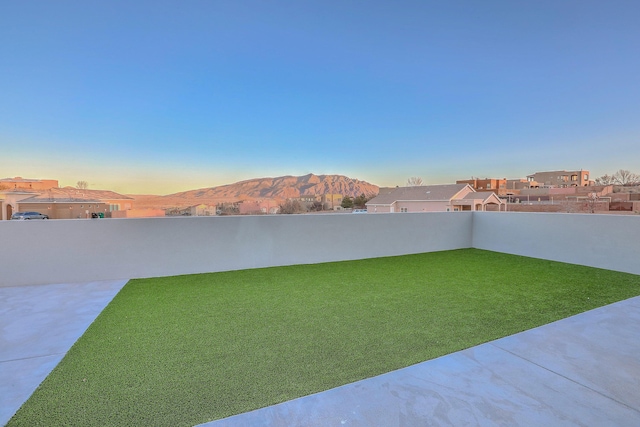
[[2, 1, 639, 195]]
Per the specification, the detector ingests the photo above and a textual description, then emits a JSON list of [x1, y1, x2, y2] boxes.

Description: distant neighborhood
[[1, 169, 639, 220], [372, 170, 640, 214], [0, 178, 144, 221]]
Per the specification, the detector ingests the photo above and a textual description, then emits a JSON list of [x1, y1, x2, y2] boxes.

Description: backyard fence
[[1, 211, 639, 287]]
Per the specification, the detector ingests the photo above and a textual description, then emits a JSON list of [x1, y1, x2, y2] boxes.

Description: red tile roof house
[[365, 184, 506, 213]]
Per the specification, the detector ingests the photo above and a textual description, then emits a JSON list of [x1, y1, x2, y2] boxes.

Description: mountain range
[[130, 174, 380, 209]]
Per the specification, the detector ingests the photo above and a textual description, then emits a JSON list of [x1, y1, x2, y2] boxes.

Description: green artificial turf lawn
[[9, 249, 640, 426]]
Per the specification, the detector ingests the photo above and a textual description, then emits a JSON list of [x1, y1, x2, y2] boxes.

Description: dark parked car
[[11, 211, 49, 220]]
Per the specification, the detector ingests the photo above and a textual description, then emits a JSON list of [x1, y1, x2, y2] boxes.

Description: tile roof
[[459, 191, 499, 201], [67, 188, 133, 200], [367, 184, 471, 205]]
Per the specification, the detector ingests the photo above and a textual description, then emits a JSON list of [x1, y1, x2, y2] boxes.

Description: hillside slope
[[131, 174, 379, 209]]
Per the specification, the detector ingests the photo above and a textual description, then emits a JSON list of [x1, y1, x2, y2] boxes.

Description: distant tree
[[76, 181, 89, 189], [309, 201, 324, 212], [595, 174, 616, 185], [406, 177, 423, 186], [216, 202, 239, 215], [279, 199, 303, 214], [584, 192, 600, 213], [341, 196, 354, 209], [614, 169, 639, 186], [353, 194, 369, 209]]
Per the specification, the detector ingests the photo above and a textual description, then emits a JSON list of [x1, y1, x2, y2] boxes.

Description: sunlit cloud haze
[[1, 1, 639, 194]]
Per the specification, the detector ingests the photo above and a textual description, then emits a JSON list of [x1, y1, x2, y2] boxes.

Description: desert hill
[[131, 174, 379, 209]]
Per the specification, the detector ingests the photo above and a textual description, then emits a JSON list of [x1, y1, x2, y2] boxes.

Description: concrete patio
[[0, 280, 127, 426], [1, 280, 639, 426]]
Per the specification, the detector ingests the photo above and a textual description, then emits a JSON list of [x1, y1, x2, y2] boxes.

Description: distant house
[[0, 189, 41, 220], [165, 204, 216, 216], [456, 178, 507, 196], [0, 176, 59, 191], [188, 204, 218, 216], [505, 179, 533, 192], [0, 186, 135, 220], [365, 184, 505, 213], [453, 191, 506, 212], [238, 200, 279, 215], [290, 195, 321, 211], [321, 194, 343, 210], [526, 170, 593, 188]]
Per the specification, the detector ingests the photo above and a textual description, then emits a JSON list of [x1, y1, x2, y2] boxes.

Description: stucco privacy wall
[[0, 212, 473, 287], [472, 212, 640, 275]]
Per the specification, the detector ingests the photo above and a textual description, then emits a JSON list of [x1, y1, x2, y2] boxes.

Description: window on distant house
[[400, 207, 408, 213], [584, 174, 589, 181], [571, 175, 578, 181], [486, 183, 492, 189]]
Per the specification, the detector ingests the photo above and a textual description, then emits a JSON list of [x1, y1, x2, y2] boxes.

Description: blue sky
[[2, 1, 639, 194]]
